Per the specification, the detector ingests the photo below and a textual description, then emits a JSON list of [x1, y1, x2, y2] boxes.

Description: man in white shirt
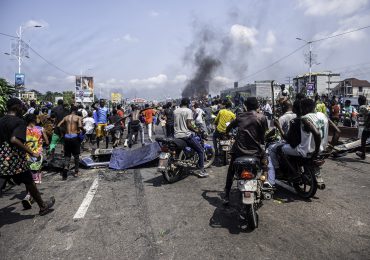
[[269, 98, 328, 183], [174, 98, 208, 178]]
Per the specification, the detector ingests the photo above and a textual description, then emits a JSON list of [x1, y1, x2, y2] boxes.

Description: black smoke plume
[[182, 47, 221, 98]]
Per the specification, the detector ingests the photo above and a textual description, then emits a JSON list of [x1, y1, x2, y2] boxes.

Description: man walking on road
[[58, 106, 83, 180], [164, 102, 175, 138], [93, 100, 109, 149], [142, 104, 156, 142], [49, 99, 68, 157]]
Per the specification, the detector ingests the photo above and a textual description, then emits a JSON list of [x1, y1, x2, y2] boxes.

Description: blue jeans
[[183, 134, 204, 170]]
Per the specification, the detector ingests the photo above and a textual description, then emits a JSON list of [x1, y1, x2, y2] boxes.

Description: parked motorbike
[[232, 155, 273, 230], [274, 149, 328, 198], [156, 133, 215, 183]]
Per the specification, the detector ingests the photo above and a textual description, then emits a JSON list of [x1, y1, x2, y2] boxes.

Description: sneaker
[[22, 195, 32, 210], [356, 151, 366, 160], [197, 169, 209, 178], [39, 197, 55, 216]]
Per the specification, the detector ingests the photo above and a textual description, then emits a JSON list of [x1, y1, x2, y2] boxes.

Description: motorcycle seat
[[155, 137, 187, 150], [233, 156, 260, 166]]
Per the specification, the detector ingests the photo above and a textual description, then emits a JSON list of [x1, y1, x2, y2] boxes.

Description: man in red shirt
[[117, 104, 125, 129], [141, 104, 156, 142]]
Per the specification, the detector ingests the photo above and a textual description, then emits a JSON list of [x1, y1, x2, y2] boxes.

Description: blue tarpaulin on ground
[[109, 142, 161, 170]]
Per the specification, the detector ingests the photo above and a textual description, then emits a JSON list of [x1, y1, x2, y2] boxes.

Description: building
[[220, 80, 281, 100], [21, 91, 36, 101], [293, 71, 340, 96], [331, 78, 370, 97]]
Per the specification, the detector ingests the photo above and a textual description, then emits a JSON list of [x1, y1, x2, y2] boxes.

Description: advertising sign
[[306, 82, 315, 97], [111, 93, 122, 103], [15, 73, 25, 87], [75, 76, 94, 103]]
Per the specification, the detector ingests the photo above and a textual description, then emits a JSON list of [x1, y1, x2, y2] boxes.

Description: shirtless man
[[57, 106, 83, 180], [127, 105, 145, 148]]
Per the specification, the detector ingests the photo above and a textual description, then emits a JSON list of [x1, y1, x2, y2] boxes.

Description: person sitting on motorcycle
[[213, 100, 236, 156], [342, 100, 357, 127], [174, 98, 208, 178], [224, 97, 268, 204], [268, 99, 303, 184], [269, 98, 329, 184]]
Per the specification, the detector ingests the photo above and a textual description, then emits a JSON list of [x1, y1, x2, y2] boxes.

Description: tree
[[0, 78, 16, 116], [63, 91, 75, 105]]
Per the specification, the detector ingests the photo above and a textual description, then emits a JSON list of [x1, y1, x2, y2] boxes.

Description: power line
[[312, 25, 370, 43], [0, 32, 17, 39], [234, 43, 308, 84], [25, 42, 74, 76], [1, 31, 75, 76]]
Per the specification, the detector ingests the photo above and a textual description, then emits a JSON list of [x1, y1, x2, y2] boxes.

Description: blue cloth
[[109, 142, 160, 170], [93, 111, 98, 124], [97, 107, 108, 124], [65, 133, 78, 139]]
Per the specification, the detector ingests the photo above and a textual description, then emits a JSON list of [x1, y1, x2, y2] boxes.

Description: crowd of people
[[0, 90, 369, 215]]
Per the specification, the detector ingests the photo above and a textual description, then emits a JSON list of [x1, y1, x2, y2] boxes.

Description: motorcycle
[[156, 133, 215, 183], [217, 132, 235, 166], [274, 148, 328, 198], [232, 155, 273, 230]]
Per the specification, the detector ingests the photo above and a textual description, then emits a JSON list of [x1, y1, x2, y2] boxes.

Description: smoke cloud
[[181, 19, 256, 98]]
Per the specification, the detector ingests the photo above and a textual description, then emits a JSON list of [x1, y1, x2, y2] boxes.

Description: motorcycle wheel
[[162, 162, 182, 183], [204, 147, 215, 168], [244, 204, 258, 230], [293, 165, 318, 198], [178, 147, 215, 169]]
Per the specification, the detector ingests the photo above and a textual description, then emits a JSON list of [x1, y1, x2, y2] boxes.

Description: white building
[[220, 80, 281, 100], [293, 72, 340, 96], [331, 78, 370, 97]]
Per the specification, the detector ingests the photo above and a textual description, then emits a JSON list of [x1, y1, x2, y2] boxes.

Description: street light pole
[[296, 37, 313, 83]]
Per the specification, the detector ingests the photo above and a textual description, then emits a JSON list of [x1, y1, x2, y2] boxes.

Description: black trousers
[[361, 129, 370, 154], [166, 124, 174, 138], [225, 155, 236, 195], [64, 137, 80, 157], [64, 137, 80, 173]]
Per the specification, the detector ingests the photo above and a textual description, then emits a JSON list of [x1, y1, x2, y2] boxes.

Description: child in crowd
[[23, 114, 49, 209]]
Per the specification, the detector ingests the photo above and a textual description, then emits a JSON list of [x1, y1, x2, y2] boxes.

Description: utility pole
[[308, 41, 312, 83]]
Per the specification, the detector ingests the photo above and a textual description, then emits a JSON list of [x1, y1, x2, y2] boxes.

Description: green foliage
[[0, 78, 16, 116]]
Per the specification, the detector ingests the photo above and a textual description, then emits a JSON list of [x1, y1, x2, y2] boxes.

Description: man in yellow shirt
[[213, 100, 236, 155]]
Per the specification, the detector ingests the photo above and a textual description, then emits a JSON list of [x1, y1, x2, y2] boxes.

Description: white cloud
[[46, 76, 57, 81], [107, 78, 117, 84], [266, 31, 276, 46], [298, 0, 369, 16], [149, 10, 159, 17], [261, 47, 273, 53], [129, 74, 168, 86], [230, 24, 258, 47], [313, 13, 370, 48], [24, 19, 49, 29], [173, 74, 188, 83], [114, 34, 139, 43], [260, 30, 276, 53], [65, 76, 75, 83], [213, 76, 233, 84]]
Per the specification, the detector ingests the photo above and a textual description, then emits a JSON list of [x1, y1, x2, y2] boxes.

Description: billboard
[[75, 76, 94, 103], [306, 82, 315, 97], [111, 93, 122, 103], [15, 73, 25, 87]]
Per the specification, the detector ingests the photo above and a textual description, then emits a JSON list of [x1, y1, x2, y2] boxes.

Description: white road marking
[[275, 180, 297, 194], [73, 177, 99, 219]]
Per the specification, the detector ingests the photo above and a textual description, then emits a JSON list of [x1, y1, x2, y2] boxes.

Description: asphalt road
[[1, 143, 370, 259]]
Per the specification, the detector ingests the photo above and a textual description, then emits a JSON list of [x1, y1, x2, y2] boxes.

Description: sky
[[1, 0, 370, 101]]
